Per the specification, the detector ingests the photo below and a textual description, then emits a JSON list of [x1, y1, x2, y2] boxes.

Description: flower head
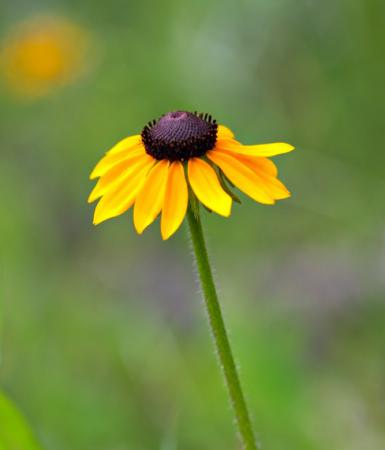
[[89, 111, 294, 239], [1, 15, 89, 98]]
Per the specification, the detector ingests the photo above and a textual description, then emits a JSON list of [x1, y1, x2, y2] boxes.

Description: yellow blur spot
[[1, 15, 90, 98]]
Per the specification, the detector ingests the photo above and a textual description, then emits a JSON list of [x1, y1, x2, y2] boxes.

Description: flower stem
[[186, 206, 257, 450]]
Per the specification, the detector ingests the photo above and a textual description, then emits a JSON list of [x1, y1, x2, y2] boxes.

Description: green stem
[[186, 206, 257, 450]]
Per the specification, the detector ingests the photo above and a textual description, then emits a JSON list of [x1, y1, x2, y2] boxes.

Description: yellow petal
[[93, 157, 155, 225], [207, 150, 275, 204], [90, 144, 145, 180], [188, 158, 232, 216], [217, 124, 235, 140], [235, 155, 290, 199], [133, 160, 169, 234], [245, 156, 278, 177], [256, 172, 290, 200], [161, 161, 188, 240], [216, 139, 294, 157], [107, 135, 142, 155], [88, 153, 152, 203], [215, 148, 279, 177]]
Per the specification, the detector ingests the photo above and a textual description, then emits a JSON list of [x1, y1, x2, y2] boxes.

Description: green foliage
[[0, 392, 42, 450]]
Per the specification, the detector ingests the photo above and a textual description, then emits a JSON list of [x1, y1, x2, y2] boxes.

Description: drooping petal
[[235, 155, 290, 199], [213, 149, 287, 198], [255, 172, 290, 200], [242, 156, 278, 177], [217, 124, 235, 140], [93, 156, 155, 225], [207, 150, 275, 204], [88, 153, 150, 203], [106, 135, 142, 155], [188, 158, 232, 216], [216, 139, 294, 157], [214, 147, 279, 177], [90, 144, 145, 180], [133, 160, 169, 234], [161, 161, 188, 240]]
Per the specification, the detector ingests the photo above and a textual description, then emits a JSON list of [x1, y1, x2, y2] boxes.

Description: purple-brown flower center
[[141, 111, 218, 161]]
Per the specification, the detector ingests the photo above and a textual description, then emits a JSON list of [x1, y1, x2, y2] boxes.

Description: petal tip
[[93, 213, 107, 225], [133, 220, 145, 235], [220, 201, 232, 217], [161, 224, 179, 240], [87, 193, 96, 203], [93, 210, 109, 225]]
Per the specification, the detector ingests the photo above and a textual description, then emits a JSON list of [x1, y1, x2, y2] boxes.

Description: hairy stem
[[187, 206, 257, 450]]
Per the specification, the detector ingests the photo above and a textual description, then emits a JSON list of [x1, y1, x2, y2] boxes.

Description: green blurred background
[[1, 0, 384, 449]]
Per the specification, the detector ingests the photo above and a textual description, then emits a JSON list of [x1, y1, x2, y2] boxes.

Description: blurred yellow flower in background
[[1, 15, 89, 98]]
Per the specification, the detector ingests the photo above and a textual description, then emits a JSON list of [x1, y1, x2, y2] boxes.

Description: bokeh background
[[1, 0, 384, 449]]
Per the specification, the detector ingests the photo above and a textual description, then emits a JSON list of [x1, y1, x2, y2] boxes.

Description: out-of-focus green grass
[[1, 0, 384, 449]]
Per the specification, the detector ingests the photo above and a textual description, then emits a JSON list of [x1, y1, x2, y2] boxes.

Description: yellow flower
[[88, 111, 294, 239], [1, 15, 89, 98]]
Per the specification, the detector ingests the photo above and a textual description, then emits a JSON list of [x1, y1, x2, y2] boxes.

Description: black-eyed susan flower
[[1, 15, 89, 98], [88, 111, 294, 239]]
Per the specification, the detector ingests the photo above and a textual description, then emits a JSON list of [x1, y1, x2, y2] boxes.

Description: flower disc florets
[[141, 111, 218, 161]]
